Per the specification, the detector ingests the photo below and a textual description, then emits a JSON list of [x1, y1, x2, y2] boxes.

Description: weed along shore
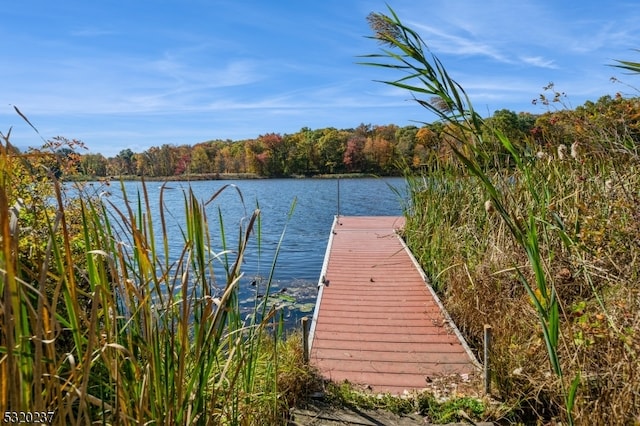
[[0, 169, 317, 423], [360, 7, 640, 425]]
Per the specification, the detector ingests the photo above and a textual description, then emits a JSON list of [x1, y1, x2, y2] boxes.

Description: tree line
[[43, 93, 640, 179]]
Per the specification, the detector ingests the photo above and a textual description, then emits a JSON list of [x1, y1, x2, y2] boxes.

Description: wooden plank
[[313, 331, 461, 343], [309, 216, 479, 395], [313, 349, 474, 365], [312, 338, 466, 353]]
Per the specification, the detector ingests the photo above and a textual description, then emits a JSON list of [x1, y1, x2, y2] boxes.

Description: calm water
[[97, 177, 407, 323]]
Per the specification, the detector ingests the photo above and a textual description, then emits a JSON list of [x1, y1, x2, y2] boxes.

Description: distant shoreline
[[68, 172, 400, 182]]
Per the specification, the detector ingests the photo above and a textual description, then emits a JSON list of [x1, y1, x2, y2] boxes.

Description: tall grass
[[1, 132, 316, 424], [363, 7, 639, 424]]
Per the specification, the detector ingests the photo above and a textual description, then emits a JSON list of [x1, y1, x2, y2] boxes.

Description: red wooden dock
[[309, 216, 479, 394]]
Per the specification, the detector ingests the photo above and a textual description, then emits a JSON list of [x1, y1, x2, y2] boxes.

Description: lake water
[[97, 177, 407, 324]]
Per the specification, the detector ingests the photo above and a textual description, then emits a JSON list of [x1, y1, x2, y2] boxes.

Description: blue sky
[[2, 1, 639, 157]]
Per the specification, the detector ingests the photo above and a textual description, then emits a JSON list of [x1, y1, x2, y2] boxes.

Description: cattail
[[484, 199, 495, 214], [557, 144, 566, 160], [605, 179, 614, 193], [570, 141, 579, 160]]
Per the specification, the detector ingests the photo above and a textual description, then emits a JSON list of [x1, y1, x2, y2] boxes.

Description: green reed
[[362, 7, 581, 423], [1, 132, 309, 424]]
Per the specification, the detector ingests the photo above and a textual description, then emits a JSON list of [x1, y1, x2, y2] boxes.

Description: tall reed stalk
[[362, 8, 580, 424]]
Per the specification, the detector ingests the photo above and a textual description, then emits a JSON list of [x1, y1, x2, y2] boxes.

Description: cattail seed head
[[557, 144, 566, 160], [484, 199, 495, 214], [605, 179, 614, 192], [570, 141, 579, 160]]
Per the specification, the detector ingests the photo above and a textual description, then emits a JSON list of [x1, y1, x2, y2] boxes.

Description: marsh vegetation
[[364, 7, 640, 425], [0, 141, 319, 424]]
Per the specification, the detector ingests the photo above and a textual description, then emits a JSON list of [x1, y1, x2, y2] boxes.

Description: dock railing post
[[484, 324, 492, 395], [302, 316, 310, 364], [336, 178, 340, 217]]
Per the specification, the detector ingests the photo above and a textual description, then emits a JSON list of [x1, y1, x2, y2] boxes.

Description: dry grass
[[363, 9, 640, 423], [404, 149, 640, 424]]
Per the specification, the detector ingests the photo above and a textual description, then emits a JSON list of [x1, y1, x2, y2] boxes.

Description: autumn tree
[[214, 144, 229, 174], [317, 128, 349, 173], [258, 133, 287, 176], [3, 136, 88, 280], [395, 125, 418, 164], [483, 109, 537, 152], [363, 126, 396, 173], [112, 148, 135, 175], [190, 143, 215, 174], [157, 144, 177, 176], [411, 143, 429, 168], [243, 139, 264, 175], [173, 145, 191, 175], [531, 110, 575, 148], [138, 146, 161, 176], [353, 123, 373, 138], [343, 135, 366, 172], [284, 128, 319, 175], [374, 124, 398, 142], [225, 142, 246, 173], [79, 153, 108, 177], [574, 94, 640, 149]]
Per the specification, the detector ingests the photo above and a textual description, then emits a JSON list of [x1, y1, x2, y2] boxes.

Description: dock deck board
[[309, 216, 479, 394]]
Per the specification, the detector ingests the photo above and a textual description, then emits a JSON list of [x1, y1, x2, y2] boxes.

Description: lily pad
[[298, 303, 316, 313]]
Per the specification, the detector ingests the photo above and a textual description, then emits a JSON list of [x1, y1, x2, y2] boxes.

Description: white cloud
[[520, 56, 557, 69], [408, 21, 511, 63]]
